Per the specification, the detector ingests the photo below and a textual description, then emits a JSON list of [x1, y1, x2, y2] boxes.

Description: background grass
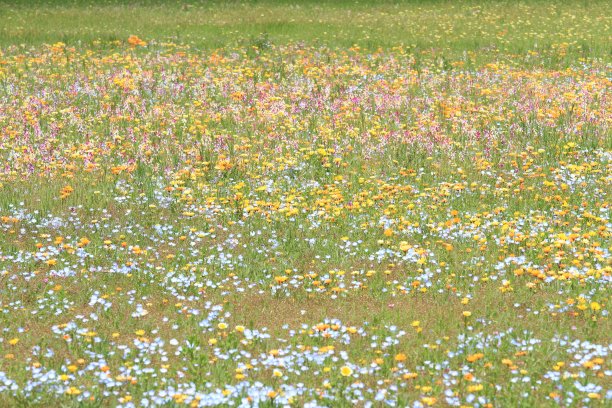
[[0, 0, 610, 61]]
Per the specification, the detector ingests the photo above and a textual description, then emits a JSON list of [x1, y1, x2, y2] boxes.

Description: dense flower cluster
[[0, 40, 609, 406]]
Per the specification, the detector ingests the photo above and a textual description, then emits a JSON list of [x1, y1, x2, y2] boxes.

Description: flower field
[[0, 1, 610, 407]]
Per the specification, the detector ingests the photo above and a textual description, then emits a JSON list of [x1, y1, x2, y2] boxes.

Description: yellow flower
[[399, 241, 411, 251], [421, 396, 437, 406], [590, 302, 601, 311], [462, 311, 472, 317], [340, 365, 353, 376], [65, 387, 81, 395], [467, 384, 483, 392], [8, 338, 19, 346]]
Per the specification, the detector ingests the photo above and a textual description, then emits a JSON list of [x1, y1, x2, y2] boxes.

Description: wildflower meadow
[[0, 1, 610, 407]]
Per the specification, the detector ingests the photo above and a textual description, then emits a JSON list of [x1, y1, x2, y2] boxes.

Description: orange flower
[[467, 353, 484, 363], [215, 159, 233, 171], [127, 35, 147, 47], [60, 185, 73, 199], [274, 276, 288, 284]]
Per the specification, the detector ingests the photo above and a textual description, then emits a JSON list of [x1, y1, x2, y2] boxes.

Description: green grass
[[0, 0, 610, 61]]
